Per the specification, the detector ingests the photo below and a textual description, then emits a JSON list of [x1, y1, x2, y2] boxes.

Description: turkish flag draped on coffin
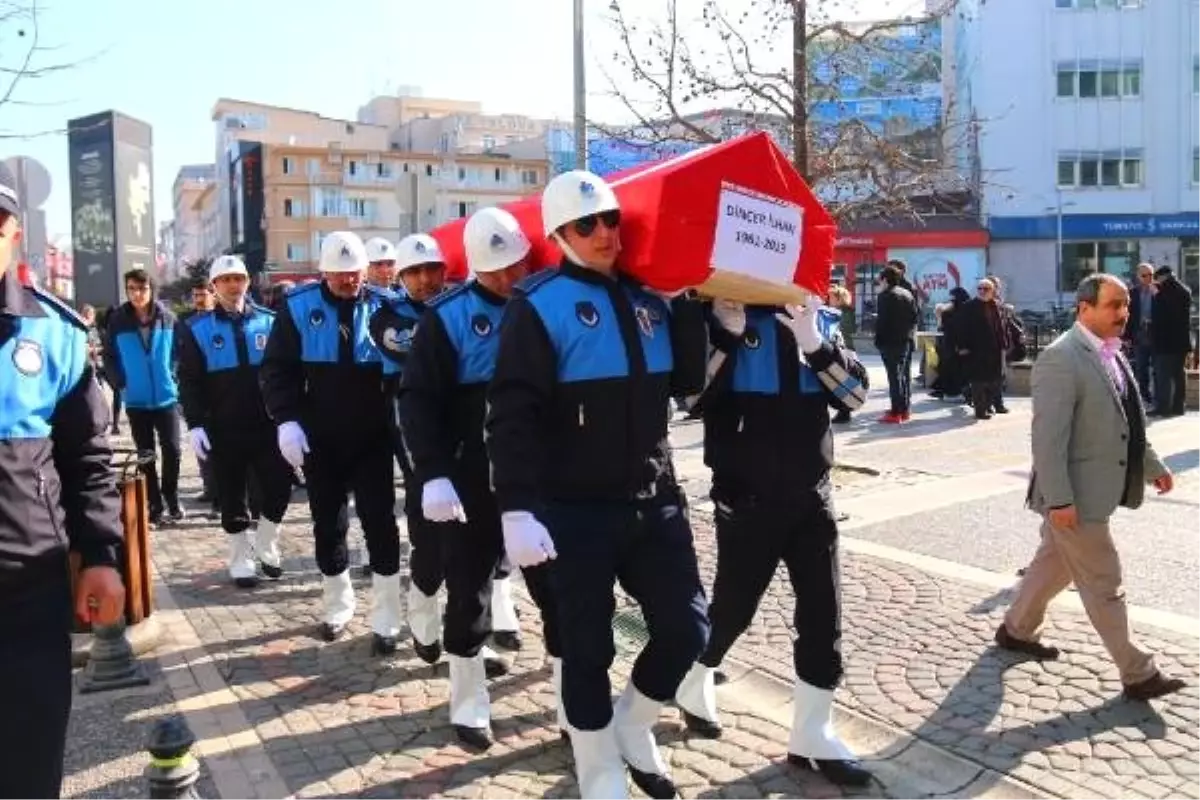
[[429, 131, 836, 303]]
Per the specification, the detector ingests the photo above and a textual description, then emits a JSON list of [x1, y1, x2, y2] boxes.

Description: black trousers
[[198, 455, 218, 501], [542, 494, 709, 731], [879, 343, 912, 413], [210, 427, 293, 534], [0, 574, 73, 799], [303, 441, 400, 576], [972, 379, 1003, 417], [398, 457, 443, 597], [441, 477, 562, 659], [127, 405, 181, 514], [701, 491, 844, 690], [1153, 353, 1187, 415]]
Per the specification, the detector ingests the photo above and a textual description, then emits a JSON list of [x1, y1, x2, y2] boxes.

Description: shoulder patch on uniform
[[289, 282, 320, 297], [514, 269, 560, 297], [249, 302, 276, 317], [30, 287, 87, 330], [429, 283, 470, 309]]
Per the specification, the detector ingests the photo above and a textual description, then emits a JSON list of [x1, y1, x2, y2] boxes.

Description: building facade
[[171, 163, 217, 274], [952, 0, 1200, 310]]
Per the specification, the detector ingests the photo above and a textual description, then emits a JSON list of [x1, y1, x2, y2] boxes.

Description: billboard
[[68, 111, 154, 308], [228, 141, 265, 275], [68, 113, 117, 307], [888, 246, 986, 308]]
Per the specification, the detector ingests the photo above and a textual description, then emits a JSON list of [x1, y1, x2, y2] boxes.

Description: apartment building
[[171, 163, 216, 273], [950, 0, 1200, 309]]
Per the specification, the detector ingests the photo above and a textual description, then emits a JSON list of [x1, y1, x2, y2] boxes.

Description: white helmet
[[464, 207, 531, 274], [395, 233, 444, 272], [541, 169, 620, 236], [209, 254, 248, 282], [318, 231, 369, 273], [365, 237, 397, 264]]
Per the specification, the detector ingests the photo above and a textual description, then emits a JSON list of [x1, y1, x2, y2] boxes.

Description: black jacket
[[874, 284, 918, 348], [1151, 277, 1194, 355], [703, 305, 867, 505], [485, 262, 707, 512], [259, 282, 391, 449], [176, 303, 277, 432], [958, 298, 1009, 381], [0, 274, 122, 596]]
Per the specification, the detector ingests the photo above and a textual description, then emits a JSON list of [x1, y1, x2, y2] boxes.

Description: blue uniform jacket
[[176, 302, 276, 431], [0, 273, 122, 594], [104, 299, 179, 410]]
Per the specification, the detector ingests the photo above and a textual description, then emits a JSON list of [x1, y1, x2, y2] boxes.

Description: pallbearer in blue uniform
[[176, 255, 292, 589], [399, 207, 563, 749], [486, 171, 709, 799], [0, 164, 126, 798], [364, 237, 400, 293], [260, 231, 402, 655], [673, 296, 872, 786]]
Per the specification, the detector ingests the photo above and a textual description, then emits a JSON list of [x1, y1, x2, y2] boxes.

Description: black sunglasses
[[572, 209, 621, 237]]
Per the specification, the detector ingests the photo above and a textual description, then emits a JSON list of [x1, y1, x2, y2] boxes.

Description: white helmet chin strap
[[552, 231, 614, 271]]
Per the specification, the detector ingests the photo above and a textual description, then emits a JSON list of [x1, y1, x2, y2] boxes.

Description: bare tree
[[0, 0, 101, 139], [595, 0, 979, 224]]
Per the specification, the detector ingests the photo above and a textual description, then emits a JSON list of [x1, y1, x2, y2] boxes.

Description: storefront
[[988, 212, 1200, 311], [833, 228, 990, 331]]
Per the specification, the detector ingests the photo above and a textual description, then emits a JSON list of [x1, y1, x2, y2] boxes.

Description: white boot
[[254, 518, 283, 578], [321, 571, 356, 640], [370, 572, 402, 645], [227, 532, 258, 587], [675, 661, 721, 735], [613, 683, 674, 797], [448, 654, 492, 748], [571, 723, 628, 799], [407, 582, 442, 663], [551, 656, 568, 734], [491, 574, 520, 633], [787, 680, 854, 760]]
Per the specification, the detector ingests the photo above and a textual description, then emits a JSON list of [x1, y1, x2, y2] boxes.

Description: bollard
[[146, 715, 201, 799], [77, 617, 151, 693]]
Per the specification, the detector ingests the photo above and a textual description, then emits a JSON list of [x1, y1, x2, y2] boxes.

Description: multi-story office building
[[950, 0, 1199, 309]]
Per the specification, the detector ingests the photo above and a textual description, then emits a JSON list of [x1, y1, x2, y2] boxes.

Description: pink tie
[[1099, 339, 1126, 393]]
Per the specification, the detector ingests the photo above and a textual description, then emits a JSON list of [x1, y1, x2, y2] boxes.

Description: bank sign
[[990, 212, 1200, 240]]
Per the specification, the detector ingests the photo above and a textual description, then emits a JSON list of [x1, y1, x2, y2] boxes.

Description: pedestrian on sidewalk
[[260, 232, 402, 654], [398, 207, 562, 750], [999, 272, 1184, 702], [874, 263, 918, 424], [673, 296, 872, 787], [0, 165, 126, 798], [1149, 265, 1193, 418], [176, 256, 292, 589], [177, 277, 220, 513], [1123, 263, 1156, 405], [957, 277, 1011, 420], [486, 170, 710, 799], [104, 268, 185, 524], [825, 284, 859, 424]]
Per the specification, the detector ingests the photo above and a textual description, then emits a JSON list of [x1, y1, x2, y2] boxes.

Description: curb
[[715, 656, 1049, 799]]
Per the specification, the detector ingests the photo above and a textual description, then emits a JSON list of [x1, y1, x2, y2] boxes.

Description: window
[[494, 167, 502, 182], [1056, 63, 1140, 98], [1194, 61, 1199, 95], [286, 243, 307, 262], [376, 162, 392, 179], [307, 158, 320, 177], [1056, 0, 1140, 7], [458, 167, 466, 181], [425, 164, 434, 177], [1060, 241, 1140, 291], [282, 157, 295, 175], [1057, 152, 1143, 188], [521, 169, 539, 185], [283, 198, 306, 217], [482, 135, 496, 150], [315, 188, 343, 217], [347, 160, 359, 177], [1193, 149, 1199, 185]]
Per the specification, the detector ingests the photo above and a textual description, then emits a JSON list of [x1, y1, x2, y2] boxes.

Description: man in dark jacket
[[957, 277, 1010, 420], [0, 165, 126, 798], [104, 268, 183, 524], [1124, 263, 1157, 405], [874, 264, 918, 423], [1150, 266, 1193, 417], [177, 278, 219, 511]]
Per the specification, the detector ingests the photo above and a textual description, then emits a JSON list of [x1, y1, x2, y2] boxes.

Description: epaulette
[[288, 282, 320, 297], [429, 283, 470, 309], [30, 286, 87, 331], [249, 302, 276, 317], [514, 269, 560, 297], [364, 284, 396, 301]]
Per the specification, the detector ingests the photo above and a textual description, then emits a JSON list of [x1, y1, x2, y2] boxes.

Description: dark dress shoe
[[1124, 672, 1186, 701], [454, 724, 493, 750], [682, 710, 722, 739], [233, 575, 260, 590], [788, 753, 873, 787], [319, 621, 348, 642], [994, 624, 1060, 660], [626, 765, 677, 799], [992, 404, 1010, 414], [484, 655, 509, 679], [975, 410, 993, 420], [260, 561, 283, 580], [371, 633, 397, 657], [491, 630, 522, 652], [413, 639, 442, 665]]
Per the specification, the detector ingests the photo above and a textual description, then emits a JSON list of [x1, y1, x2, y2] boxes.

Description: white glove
[[712, 299, 746, 337], [276, 421, 310, 469], [501, 511, 557, 567], [188, 428, 211, 461], [422, 478, 467, 523], [776, 295, 824, 355]]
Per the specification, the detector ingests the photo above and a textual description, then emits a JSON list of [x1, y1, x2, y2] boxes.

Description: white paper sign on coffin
[[709, 182, 804, 285]]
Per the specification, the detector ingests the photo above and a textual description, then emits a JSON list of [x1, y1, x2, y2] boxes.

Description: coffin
[[430, 131, 835, 304]]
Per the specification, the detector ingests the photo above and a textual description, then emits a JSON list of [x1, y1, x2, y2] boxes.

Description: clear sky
[[0, 0, 919, 239]]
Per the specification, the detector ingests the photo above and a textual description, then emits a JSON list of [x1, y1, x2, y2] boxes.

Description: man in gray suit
[[998, 273, 1184, 702]]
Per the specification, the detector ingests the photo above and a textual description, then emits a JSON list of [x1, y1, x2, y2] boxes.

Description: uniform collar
[[468, 280, 506, 307], [560, 259, 620, 287], [0, 270, 45, 318]]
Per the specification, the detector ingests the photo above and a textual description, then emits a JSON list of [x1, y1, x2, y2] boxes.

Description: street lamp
[[1043, 191, 1077, 311], [572, 0, 587, 170]]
